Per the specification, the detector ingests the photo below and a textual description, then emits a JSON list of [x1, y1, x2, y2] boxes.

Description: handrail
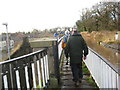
[[84, 47, 120, 88], [88, 47, 119, 74], [0, 48, 50, 89], [57, 36, 63, 44], [0, 48, 46, 65], [0, 36, 64, 89], [57, 36, 64, 60], [51, 36, 63, 84]]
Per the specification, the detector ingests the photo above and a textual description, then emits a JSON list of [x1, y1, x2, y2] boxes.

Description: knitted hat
[[65, 30, 70, 35], [73, 28, 77, 32]]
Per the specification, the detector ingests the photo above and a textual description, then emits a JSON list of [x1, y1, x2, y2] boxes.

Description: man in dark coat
[[65, 28, 88, 87]]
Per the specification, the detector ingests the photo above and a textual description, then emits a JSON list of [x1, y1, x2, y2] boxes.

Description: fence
[[58, 37, 63, 60], [0, 37, 64, 89], [0, 48, 50, 89], [52, 37, 63, 84], [84, 47, 120, 89]]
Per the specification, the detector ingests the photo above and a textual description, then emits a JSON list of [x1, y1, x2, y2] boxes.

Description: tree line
[[76, 1, 120, 32]]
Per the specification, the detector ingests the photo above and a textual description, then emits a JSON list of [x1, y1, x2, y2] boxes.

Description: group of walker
[[61, 26, 89, 87]]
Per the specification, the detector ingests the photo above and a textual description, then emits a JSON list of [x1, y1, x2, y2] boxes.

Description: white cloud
[[0, 0, 101, 33]]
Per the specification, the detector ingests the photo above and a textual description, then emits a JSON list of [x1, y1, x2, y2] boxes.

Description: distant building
[[0, 40, 14, 51], [0, 34, 14, 51]]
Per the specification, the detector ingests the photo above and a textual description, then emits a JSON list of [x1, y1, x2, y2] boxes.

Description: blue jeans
[[70, 63, 83, 82]]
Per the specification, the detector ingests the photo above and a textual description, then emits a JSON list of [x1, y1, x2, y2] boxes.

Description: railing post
[[0, 65, 2, 89], [28, 57, 33, 89], [18, 60, 27, 89], [52, 40, 60, 84], [9, 63, 14, 89]]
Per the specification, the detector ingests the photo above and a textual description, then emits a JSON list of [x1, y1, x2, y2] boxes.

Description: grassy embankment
[[81, 30, 120, 46], [0, 42, 22, 61]]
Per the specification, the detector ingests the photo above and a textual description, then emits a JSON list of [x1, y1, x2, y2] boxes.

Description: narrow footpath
[[60, 58, 98, 89]]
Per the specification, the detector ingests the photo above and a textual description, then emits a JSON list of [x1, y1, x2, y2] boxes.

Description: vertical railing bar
[[112, 69, 116, 88], [98, 58, 101, 87], [43, 55, 47, 84], [105, 64, 108, 88], [103, 62, 106, 88], [40, 58, 45, 87], [55, 41, 60, 84], [37, 60, 42, 88], [106, 65, 109, 88], [103, 62, 105, 88], [101, 58, 105, 88], [44, 55, 48, 82], [110, 67, 113, 88], [25, 65, 30, 89], [16, 70, 21, 89], [108, 65, 110, 88], [31, 63, 36, 88], [117, 74, 118, 89], [45, 54, 49, 83], [3, 75, 8, 88], [109, 66, 112, 88], [46, 54, 49, 80], [114, 70, 117, 88], [100, 60, 103, 88], [9, 63, 14, 88]]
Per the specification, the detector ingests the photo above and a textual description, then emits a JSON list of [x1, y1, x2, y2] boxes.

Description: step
[[61, 75, 73, 80]]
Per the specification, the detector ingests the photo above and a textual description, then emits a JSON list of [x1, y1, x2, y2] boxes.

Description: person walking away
[[62, 29, 70, 49], [65, 28, 88, 87], [54, 33, 59, 39], [62, 29, 70, 64]]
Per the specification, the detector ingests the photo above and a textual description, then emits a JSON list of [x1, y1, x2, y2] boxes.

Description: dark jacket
[[65, 32, 88, 64]]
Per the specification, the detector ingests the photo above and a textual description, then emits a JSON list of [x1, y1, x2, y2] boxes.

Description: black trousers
[[70, 63, 83, 82]]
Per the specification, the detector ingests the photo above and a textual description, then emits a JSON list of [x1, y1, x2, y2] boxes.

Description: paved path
[[60, 59, 97, 89]]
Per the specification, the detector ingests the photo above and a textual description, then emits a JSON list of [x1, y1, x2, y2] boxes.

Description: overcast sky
[[0, 0, 102, 33]]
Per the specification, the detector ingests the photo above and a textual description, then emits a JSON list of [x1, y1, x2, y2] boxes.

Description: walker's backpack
[[62, 35, 69, 49]]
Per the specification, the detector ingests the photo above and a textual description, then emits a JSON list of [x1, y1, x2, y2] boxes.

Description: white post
[[25, 66, 30, 89], [16, 70, 21, 89], [2, 23, 14, 88], [41, 58, 45, 87], [31, 63, 36, 88], [3, 75, 8, 88], [115, 33, 119, 41], [37, 60, 42, 88], [2, 23, 10, 60]]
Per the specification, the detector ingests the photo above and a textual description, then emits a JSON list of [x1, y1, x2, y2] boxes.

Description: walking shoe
[[75, 81, 79, 87], [72, 78, 75, 82], [79, 79, 82, 83]]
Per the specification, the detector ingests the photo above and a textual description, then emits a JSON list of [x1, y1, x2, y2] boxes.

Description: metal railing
[[52, 37, 63, 84], [0, 37, 64, 89], [3, 36, 118, 89], [84, 47, 120, 89], [58, 37, 63, 60], [0, 48, 50, 89]]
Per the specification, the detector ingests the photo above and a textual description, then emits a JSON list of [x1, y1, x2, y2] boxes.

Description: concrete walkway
[[60, 59, 97, 89]]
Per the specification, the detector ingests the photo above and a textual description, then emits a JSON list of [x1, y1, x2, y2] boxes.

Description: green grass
[[36, 76, 61, 90], [37, 85, 43, 89], [47, 76, 61, 90], [82, 62, 90, 75], [85, 76, 98, 88], [82, 62, 99, 88]]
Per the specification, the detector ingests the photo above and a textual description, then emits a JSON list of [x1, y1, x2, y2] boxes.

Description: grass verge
[[82, 62, 99, 88]]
